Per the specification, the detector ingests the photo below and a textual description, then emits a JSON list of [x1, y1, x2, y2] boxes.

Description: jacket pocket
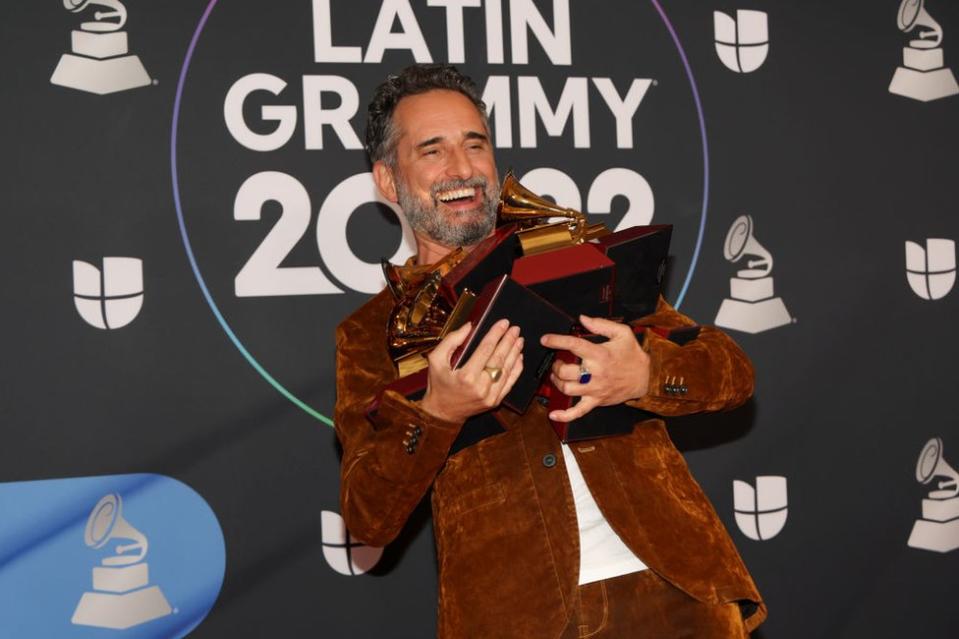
[[434, 437, 507, 518]]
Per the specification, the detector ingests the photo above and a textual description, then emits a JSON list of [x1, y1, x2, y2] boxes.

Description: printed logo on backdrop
[[172, 0, 711, 423], [714, 215, 792, 334], [888, 0, 959, 102], [320, 511, 383, 576], [733, 475, 788, 541], [908, 437, 959, 553], [51, 0, 153, 95], [713, 10, 769, 73], [905, 238, 955, 300], [0, 474, 225, 637], [72, 493, 172, 629], [73, 257, 144, 329]]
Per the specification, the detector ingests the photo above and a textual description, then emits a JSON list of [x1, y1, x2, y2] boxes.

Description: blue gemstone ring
[[578, 366, 592, 385]]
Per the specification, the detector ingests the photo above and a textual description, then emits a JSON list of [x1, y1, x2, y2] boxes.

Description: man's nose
[[445, 147, 474, 180]]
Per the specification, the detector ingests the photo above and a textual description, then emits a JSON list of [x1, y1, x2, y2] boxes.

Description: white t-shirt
[[561, 443, 649, 585]]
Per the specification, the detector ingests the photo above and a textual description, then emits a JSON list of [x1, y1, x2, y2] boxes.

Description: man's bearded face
[[395, 173, 500, 248]]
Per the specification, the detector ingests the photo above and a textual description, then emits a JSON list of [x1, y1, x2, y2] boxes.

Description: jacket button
[[542, 453, 557, 468]]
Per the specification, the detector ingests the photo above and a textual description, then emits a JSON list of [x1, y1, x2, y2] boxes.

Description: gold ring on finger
[[484, 366, 503, 382]]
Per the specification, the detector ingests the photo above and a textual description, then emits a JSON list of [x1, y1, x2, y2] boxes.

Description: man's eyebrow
[[415, 136, 444, 150], [415, 131, 488, 150], [464, 130, 489, 142]]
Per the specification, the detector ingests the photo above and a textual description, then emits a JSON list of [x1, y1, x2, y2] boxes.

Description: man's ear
[[372, 161, 398, 203]]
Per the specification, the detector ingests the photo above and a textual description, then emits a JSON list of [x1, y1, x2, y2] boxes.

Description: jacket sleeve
[[334, 317, 464, 547], [626, 296, 755, 416]]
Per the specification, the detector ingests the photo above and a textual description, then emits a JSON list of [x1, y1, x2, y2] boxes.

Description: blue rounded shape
[[0, 474, 225, 638]]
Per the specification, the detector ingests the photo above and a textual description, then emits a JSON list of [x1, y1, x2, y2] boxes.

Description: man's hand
[[540, 315, 650, 423], [419, 319, 524, 423]]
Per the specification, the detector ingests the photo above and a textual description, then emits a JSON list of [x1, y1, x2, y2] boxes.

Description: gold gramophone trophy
[[499, 171, 609, 254]]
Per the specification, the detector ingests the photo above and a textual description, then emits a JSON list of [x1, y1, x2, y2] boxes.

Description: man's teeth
[[437, 188, 474, 202]]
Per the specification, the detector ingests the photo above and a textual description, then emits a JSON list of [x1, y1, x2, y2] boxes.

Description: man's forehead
[[393, 89, 488, 142]]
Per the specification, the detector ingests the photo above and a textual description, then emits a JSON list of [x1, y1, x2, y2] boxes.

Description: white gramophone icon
[[907, 437, 959, 553], [71, 493, 173, 629], [50, 0, 151, 95], [714, 215, 791, 334], [888, 0, 959, 101]]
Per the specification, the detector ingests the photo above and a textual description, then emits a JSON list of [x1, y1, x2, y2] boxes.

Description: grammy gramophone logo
[[50, 0, 152, 95], [71, 493, 173, 629], [907, 437, 959, 553], [714, 215, 791, 334], [888, 0, 959, 101]]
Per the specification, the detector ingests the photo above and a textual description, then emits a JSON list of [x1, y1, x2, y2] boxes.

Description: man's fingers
[[540, 333, 601, 359], [500, 337, 524, 377], [485, 326, 521, 371], [550, 373, 588, 397], [549, 396, 599, 423], [551, 361, 585, 382], [431, 320, 473, 367], [496, 353, 524, 404], [489, 336, 523, 402], [579, 314, 631, 339], [462, 319, 511, 375], [540, 333, 580, 351]]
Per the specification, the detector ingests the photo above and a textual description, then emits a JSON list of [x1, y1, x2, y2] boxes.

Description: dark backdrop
[[1, 1, 957, 637]]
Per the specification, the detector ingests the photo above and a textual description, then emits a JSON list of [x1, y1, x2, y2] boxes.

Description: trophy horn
[[382, 258, 405, 300], [498, 170, 608, 255], [499, 170, 582, 224]]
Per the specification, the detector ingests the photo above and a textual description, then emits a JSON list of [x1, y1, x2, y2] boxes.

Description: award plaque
[[370, 275, 574, 417], [451, 275, 575, 413], [512, 243, 615, 319], [440, 224, 522, 304], [592, 224, 672, 321]]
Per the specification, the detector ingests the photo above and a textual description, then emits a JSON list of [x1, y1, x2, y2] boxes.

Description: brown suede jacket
[[335, 274, 767, 638]]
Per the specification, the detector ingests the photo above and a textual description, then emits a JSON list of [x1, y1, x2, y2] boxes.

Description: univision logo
[[905, 238, 955, 300], [713, 10, 769, 73], [320, 511, 383, 576], [73, 257, 144, 329], [733, 475, 788, 541], [0, 474, 225, 637]]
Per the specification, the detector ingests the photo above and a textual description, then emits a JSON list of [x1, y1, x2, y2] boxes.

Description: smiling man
[[334, 64, 766, 638], [375, 88, 499, 254], [370, 77, 501, 270]]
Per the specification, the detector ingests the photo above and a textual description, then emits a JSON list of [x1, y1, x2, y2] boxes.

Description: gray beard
[[397, 175, 499, 248]]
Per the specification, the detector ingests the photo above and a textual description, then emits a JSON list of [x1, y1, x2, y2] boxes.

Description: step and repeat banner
[[1, 1, 956, 637]]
